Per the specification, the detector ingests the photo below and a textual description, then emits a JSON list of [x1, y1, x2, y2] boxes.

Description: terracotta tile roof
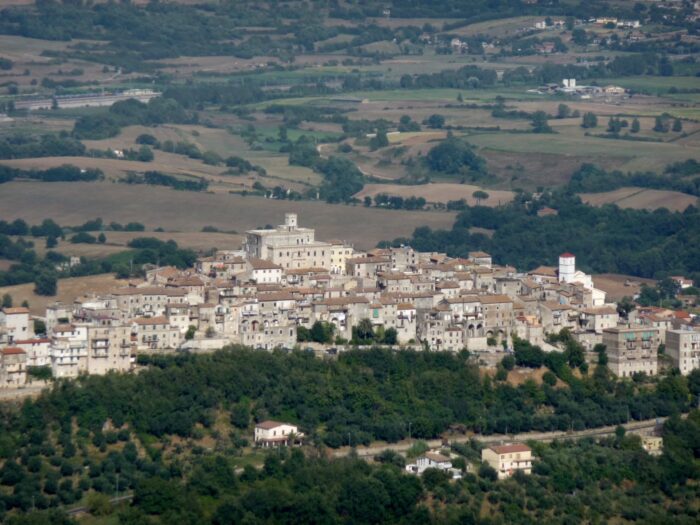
[[257, 292, 296, 302], [256, 420, 288, 430], [249, 258, 282, 270], [315, 296, 369, 307], [424, 452, 451, 463], [14, 338, 50, 344], [530, 266, 557, 277], [2, 307, 29, 314], [490, 443, 531, 454], [2, 347, 26, 356], [110, 287, 186, 297], [133, 316, 169, 326], [478, 294, 513, 304]]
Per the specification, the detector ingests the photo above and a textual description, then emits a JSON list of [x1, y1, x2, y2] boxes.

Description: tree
[[571, 28, 587, 45], [137, 145, 154, 162], [34, 273, 57, 296], [530, 111, 552, 133], [33, 319, 46, 335], [353, 319, 375, 343], [658, 56, 673, 77], [630, 118, 640, 133], [1, 293, 12, 308], [653, 116, 669, 133], [97, 233, 106, 244], [672, 118, 683, 132], [426, 114, 445, 129], [557, 104, 571, 119], [231, 403, 250, 429], [581, 112, 597, 129], [382, 327, 398, 345], [369, 130, 389, 150], [472, 190, 489, 204], [310, 321, 335, 344], [502, 355, 515, 371], [185, 325, 196, 340], [46, 236, 58, 248], [86, 493, 113, 516], [426, 135, 486, 176]]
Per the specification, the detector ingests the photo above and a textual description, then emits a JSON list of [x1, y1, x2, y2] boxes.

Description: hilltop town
[[1, 212, 697, 388]]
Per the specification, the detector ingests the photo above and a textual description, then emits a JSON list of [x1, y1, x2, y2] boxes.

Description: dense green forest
[[0, 347, 698, 524], [386, 190, 700, 280], [18, 347, 698, 447]]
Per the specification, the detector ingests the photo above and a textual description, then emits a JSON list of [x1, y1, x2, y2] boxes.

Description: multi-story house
[[131, 316, 182, 353], [254, 420, 303, 447], [14, 338, 51, 367], [50, 324, 89, 378], [86, 322, 132, 375], [603, 326, 659, 377], [482, 444, 533, 479], [110, 287, 187, 318], [665, 329, 700, 376], [0, 347, 27, 388], [0, 307, 32, 344]]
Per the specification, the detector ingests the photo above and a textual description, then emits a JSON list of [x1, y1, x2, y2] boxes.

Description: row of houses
[[1, 213, 697, 387]]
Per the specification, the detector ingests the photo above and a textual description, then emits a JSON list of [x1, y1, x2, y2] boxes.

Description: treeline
[[72, 97, 192, 140], [0, 216, 193, 288], [123, 171, 208, 192], [287, 137, 365, 202], [0, 164, 102, 184], [568, 162, 700, 197], [388, 190, 700, 280], [0, 133, 85, 160], [25, 346, 696, 447], [0, 345, 697, 523]]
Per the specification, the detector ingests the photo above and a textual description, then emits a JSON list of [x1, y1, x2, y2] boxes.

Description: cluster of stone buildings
[[0, 213, 697, 387]]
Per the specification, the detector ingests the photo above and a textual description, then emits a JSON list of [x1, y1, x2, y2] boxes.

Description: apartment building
[[603, 326, 660, 377], [665, 329, 700, 376], [14, 338, 51, 367], [86, 322, 132, 375], [0, 307, 32, 344], [131, 316, 182, 353], [0, 347, 27, 388]]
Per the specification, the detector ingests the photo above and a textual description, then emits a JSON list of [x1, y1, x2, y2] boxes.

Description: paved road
[[332, 417, 668, 458], [66, 494, 133, 516]]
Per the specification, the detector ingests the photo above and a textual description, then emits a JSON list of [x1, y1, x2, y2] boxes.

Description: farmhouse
[[254, 420, 303, 447], [481, 444, 534, 479]]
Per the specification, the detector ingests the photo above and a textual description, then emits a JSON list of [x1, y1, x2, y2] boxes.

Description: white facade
[[254, 421, 302, 447], [558, 253, 575, 283], [666, 329, 700, 376], [0, 308, 33, 344]]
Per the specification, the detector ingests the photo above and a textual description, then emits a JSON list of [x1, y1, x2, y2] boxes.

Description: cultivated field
[[0, 274, 128, 316], [355, 183, 514, 206], [580, 188, 698, 212], [592, 273, 656, 302], [0, 181, 456, 250]]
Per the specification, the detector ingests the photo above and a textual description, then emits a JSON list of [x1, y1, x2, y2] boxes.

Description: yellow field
[[0, 274, 128, 316], [580, 187, 698, 212], [0, 181, 456, 250], [355, 183, 514, 206]]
